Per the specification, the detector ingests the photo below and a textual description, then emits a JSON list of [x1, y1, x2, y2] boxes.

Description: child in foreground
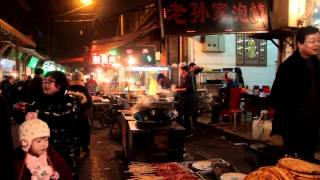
[[15, 118, 72, 180]]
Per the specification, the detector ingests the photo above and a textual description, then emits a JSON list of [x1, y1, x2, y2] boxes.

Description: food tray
[[182, 159, 237, 180], [127, 162, 203, 180]]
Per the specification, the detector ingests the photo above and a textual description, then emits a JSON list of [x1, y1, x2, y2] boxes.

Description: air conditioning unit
[[201, 35, 225, 52]]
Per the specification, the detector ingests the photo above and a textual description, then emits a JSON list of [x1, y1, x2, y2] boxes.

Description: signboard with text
[[160, 0, 270, 36]]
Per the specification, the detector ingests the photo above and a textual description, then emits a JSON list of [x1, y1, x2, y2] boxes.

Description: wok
[[133, 108, 178, 127]]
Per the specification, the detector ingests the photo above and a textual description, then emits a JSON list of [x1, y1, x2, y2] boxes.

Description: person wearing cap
[[14, 118, 72, 180], [174, 62, 197, 136], [68, 71, 92, 155]]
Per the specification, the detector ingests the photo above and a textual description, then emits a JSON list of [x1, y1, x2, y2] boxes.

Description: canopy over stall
[[0, 19, 36, 48]]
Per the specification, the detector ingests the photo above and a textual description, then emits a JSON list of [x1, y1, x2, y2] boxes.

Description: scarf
[[24, 152, 59, 180]]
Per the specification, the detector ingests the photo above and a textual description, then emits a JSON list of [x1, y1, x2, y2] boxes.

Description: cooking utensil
[[133, 108, 178, 127]]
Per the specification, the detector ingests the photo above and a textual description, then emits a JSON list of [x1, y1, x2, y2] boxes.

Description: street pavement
[[78, 129, 127, 180], [78, 119, 253, 179]]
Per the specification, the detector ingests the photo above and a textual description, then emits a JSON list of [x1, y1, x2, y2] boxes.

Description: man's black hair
[[34, 68, 44, 76], [189, 62, 196, 68], [296, 26, 319, 44]]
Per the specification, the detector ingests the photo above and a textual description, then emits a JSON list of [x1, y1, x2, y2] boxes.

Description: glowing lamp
[[96, 68, 102, 74], [126, 49, 133, 55], [81, 0, 92, 5], [128, 56, 136, 66], [109, 49, 118, 56]]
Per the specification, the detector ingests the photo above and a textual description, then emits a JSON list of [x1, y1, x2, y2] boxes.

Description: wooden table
[[241, 92, 271, 119], [118, 112, 186, 162]]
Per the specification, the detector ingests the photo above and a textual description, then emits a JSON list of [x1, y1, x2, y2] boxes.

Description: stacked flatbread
[[245, 158, 320, 180], [277, 158, 320, 180]]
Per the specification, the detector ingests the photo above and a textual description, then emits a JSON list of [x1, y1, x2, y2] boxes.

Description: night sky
[[0, 0, 155, 59]]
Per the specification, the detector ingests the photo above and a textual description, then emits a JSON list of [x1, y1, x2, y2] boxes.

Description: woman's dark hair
[[234, 67, 242, 75], [234, 67, 244, 86], [157, 73, 165, 82], [296, 26, 319, 44], [45, 71, 69, 92]]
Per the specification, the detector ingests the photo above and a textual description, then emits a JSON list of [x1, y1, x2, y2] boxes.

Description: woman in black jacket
[[26, 71, 80, 178]]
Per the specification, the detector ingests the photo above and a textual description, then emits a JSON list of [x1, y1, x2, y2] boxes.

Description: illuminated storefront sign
[[27, 56, 39, 68], [91, 54, 117, 65], [43, 61, 56, 72], [160, 0, 270, 35]]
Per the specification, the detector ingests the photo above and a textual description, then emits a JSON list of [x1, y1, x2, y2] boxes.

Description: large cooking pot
[[133, 108, 178, 128]]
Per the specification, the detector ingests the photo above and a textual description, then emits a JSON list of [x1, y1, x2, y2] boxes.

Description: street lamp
[[81, 0, 93, 5]]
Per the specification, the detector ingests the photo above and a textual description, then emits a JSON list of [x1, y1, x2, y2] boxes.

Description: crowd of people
[[1, 69, 93, 179]]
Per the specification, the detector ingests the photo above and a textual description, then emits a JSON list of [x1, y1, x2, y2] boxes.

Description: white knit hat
[[19, 119, 50, 152]]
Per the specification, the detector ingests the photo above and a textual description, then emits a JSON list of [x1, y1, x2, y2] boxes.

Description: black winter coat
[[28, 91, 80, 175], [270, 50, 320, 155], [271, 50, 320, 133]]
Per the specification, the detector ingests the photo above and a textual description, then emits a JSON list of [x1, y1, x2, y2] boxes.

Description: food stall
[[118, 109, 185, 162], [119, 66, 172, 101]]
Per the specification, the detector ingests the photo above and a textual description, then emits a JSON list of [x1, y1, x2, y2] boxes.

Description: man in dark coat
[[270, 26, 320, 161], [27, 68, 44, 103]]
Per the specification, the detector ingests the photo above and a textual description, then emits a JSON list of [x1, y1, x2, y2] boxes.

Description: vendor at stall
[[174, 62, 197, 137], [157, 73, 171, 89]]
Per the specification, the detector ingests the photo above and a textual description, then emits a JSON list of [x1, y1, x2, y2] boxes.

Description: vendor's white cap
[[179, 62, 188, 68]]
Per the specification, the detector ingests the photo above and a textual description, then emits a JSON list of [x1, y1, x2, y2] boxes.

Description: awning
[[249, 27, 298, 49], [0, 19, 36, 47], [18, 47, 48, 60], [90, 14, 159, 54], [249, 28, 297, 40]]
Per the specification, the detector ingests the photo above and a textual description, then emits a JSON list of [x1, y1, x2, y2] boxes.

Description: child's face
[[30, 137, 49, 156]]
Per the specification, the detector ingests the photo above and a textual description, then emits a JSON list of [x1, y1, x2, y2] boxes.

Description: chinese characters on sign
[[236, 34, 267, 66], [160, 0, 270, 36], [92, 54, 117, 65]]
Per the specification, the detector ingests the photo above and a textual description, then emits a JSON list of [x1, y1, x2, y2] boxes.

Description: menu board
[[159, 0, 270, 36]]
